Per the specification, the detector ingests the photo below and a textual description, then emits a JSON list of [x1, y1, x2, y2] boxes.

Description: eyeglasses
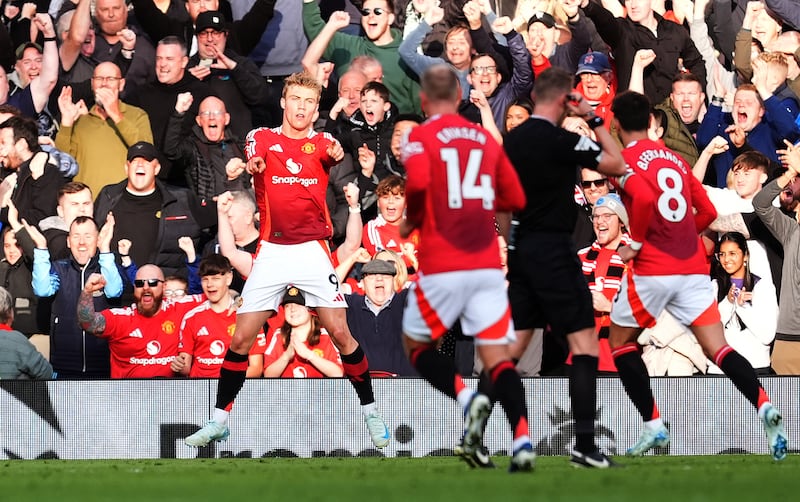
[[470, 66, 497, 75], [134, 278, 164, 288], [92, 76, 122, 83], [591, 213, 616, 222], [199, 110, 225, 117], [360, 7, 386, 15], [197, 30, 225, 38], [581, 178, 608, 189], [164, 288, 186, 298]]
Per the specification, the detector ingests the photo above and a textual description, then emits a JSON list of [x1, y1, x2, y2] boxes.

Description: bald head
[[136, 264, 165, 282]]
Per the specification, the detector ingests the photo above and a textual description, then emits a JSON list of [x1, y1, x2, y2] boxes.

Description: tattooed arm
[[78, 273, 108, 335], [708, 212, 751, 238]]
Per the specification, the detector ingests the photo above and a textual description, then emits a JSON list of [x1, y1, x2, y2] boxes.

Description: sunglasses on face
[[580, 178, 608, 189], [360, 7, 386, 15], [134, 278, 164, 288]]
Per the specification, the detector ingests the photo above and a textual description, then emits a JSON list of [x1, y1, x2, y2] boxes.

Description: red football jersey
[[178, 301, 266, 378], [401, 114, 526, 274], [362, 216, 420, 269], [244, 126, 339, 244], [262, 328, 342, 378], [616, 139, 716, 276], [100, 296, 203, 378]]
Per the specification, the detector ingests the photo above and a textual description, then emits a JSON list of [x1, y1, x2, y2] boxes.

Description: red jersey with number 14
[[616, 139, 716, 276], [402, 114, 526, 274], [245, 127, 339, 244]]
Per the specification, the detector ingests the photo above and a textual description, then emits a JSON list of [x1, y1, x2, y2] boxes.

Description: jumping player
[[400, 65, 534, 472], [608, 90, 787, 460], [185, 72, 390, 448]]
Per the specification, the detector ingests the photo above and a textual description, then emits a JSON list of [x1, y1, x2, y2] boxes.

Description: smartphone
[[199, 58, 214, 68]]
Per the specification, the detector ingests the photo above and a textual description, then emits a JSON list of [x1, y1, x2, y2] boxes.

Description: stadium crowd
[[2, 0, 800, 383]]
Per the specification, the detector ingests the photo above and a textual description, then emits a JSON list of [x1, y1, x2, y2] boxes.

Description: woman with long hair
[[711, 232, 777, 374], [263, 287, 344, 378]]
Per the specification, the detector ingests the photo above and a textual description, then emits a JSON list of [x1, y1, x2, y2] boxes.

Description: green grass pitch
[[1, 455, 798, 501]]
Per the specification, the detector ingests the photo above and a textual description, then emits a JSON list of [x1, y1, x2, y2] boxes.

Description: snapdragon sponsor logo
[[129, 355, 176, 366], [196, 357, 224, 365], [272, 175, 319, 187]]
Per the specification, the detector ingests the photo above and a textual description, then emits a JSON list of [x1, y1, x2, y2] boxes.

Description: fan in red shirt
[[608, 90, 787, 461], [399, 64, 534, 472], [185, 72, 389, 450], [77, 264, 202, 378], [262, 287, 343, 378], [173, 255, 266, 378], [362, 175, 420, 273]]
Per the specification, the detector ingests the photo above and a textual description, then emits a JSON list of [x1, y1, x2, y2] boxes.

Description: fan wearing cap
[[574, 193, 630, 373], [573, 51, 616, 131], [184, 11, 267, 141], [130, 0, 275, 59], [345, 258, 416, 376], [525, 7, 593, 78], [54, 61, 153, 196], [94, 140, 215, 281], [263, 286, 344, 378]]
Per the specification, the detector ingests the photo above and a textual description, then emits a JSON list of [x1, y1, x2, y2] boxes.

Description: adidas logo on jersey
[[197, 326, 210, 337], [129, 328, 143, 338], [269, 144, 283, 153]]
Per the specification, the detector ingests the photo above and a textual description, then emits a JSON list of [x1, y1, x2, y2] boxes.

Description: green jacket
[[655, 98, 699, 168], [55, 102, 152, 196], [303, 1, 421, 115]]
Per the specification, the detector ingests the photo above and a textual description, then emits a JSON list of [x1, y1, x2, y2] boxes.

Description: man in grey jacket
[[0, 287, 53, 379]]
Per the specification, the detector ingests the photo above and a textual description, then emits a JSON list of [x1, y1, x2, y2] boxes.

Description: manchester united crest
[[301, 142, 315, 154], [162, 320, 176, 335], [227, 324, 236, 337]]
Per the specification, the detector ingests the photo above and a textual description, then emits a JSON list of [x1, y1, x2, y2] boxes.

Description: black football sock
[[489, 360, 529, 440], [409, 347, 458, 400], [570, 355, 598, 454], [340, 346, 375, 406], [612, 343, 659, 421], [714, 345, 763, 409], [214, 349, 248, 412]]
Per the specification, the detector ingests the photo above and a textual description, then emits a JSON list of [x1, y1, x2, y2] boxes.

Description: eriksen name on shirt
[[435, 127, 487, 145]]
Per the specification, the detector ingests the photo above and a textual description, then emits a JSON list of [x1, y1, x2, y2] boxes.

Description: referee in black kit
[[502, 67, 626, 468]]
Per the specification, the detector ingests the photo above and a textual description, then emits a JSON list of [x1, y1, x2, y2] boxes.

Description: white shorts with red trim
[[610, 273, 720, 328], [238, 240, 346, 314], [403, 269, 515, 346]]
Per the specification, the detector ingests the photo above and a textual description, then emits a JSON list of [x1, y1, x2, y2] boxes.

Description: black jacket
[[583, 2, 706, 105], [186, 50, 268, 140], [130, 0, 275, 57], [94, 179, 216, 277], [163, 118, 249, 201]]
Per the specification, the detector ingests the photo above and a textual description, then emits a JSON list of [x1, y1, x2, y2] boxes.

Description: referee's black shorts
[[507, 232, 595, 337]]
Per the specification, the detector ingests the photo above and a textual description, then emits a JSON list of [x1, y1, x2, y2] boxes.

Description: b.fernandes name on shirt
[[636, 149, 687, 173]]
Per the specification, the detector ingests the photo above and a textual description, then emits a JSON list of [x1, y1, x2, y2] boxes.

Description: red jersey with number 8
[[616, 139, 716, 276], [402, 114, 526, 274]]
